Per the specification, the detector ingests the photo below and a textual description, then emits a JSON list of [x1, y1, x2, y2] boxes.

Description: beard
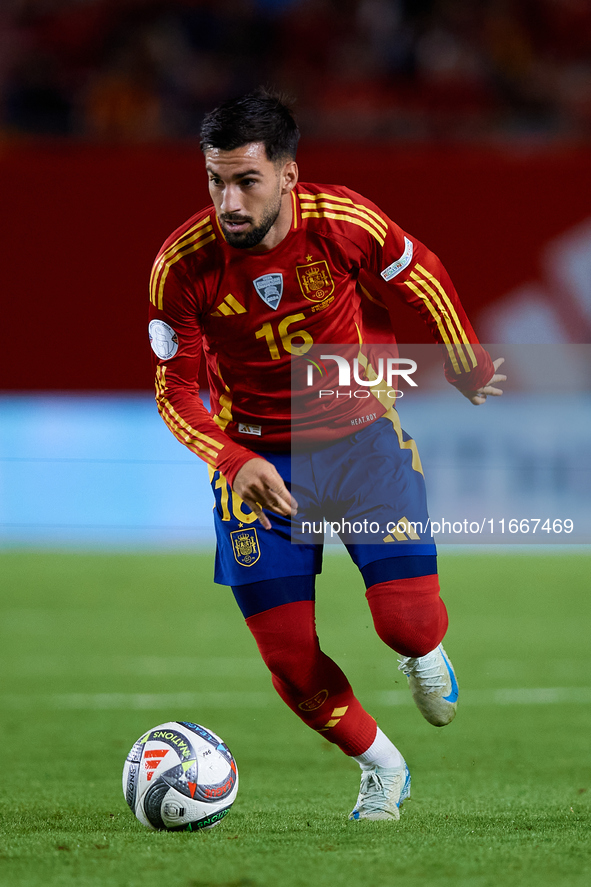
[[221, 195, 282, 249]]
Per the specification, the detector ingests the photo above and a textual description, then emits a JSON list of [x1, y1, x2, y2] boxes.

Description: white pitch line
[[0, 691, 272, 711], [1, 688, 591, 710]]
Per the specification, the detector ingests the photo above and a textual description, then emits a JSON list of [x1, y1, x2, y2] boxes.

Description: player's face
[[205, 143, 297, 250]]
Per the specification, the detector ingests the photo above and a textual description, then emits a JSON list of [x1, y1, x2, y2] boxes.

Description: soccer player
[[148, 89, 505, 821]]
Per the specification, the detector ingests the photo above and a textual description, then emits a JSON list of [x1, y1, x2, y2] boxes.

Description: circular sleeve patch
[[149, 320, 179, 360]]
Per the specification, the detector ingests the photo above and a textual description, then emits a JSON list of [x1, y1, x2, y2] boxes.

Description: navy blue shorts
[[211, 412, 436, 588]]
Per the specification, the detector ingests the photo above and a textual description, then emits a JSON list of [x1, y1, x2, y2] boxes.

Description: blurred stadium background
[[1, 0, 590, 548]]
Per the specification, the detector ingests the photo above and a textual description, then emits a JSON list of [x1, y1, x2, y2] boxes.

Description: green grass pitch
[[0, 550, 589, 887]]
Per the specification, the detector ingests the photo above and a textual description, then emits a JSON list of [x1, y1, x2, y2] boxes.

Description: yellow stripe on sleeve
[[160, 397, 222, 458], [299, 193, 388, 235], [300, 210, 385, 246], [212, 363, 233, 432], [299, 192, 388, 244], [414, 264, 477, 369], [155, 366, 224, 456], [408, 272, 471, 372], [302, 200, 387, 242], [157, 403, 218, 466], [403, 279, 461, 373], [150, 216, 212, 297], [151, 228, 215, 310]]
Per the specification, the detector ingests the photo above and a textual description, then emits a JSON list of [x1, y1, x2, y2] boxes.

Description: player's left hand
[[460, 357, 506, 405]]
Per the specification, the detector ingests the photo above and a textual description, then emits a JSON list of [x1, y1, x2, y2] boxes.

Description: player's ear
[[280, 160, 298, 194]]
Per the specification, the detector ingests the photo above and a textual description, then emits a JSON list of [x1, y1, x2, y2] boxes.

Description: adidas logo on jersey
[[212, 294, 247, 316]]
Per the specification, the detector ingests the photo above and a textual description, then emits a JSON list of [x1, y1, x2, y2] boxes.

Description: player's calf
[[245, 599, 378, 755]]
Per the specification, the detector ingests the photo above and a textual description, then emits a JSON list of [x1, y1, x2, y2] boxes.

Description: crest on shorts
[[230, 528, 260, 566], [296, 260, 335, 302], [253, 273, 283, 310]]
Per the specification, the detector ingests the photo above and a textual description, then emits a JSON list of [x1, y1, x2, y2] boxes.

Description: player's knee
[[375, 612, 446, 657], [366, 575, 448, 658]]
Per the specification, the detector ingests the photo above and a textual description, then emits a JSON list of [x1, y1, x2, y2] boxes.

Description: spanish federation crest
[[296, 260, 335, 302], [230, 528, 260, 566], [253, 273, 283, 310]]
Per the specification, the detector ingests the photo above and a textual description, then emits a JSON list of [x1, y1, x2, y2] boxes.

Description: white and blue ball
[[123, 721, 238, 831]]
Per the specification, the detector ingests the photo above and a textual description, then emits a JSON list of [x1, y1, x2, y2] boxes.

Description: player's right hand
[[232, 458, 297, 530]]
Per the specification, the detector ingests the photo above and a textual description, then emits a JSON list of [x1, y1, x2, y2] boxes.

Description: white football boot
[[398, 643, 459, 726], [349, 762, 411, 821]]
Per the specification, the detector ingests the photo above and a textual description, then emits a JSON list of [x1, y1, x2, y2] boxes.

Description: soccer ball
[[122, 721, 238, 831]]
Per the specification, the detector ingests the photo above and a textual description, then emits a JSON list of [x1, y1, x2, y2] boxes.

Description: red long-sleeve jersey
[[148, 182, 493, 485]]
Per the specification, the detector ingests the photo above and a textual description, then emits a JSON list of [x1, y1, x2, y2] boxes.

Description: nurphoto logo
[[306, 354, 418, 399]]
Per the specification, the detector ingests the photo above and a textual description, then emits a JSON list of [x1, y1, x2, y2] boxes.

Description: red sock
[[245, 600, 376, 756], [366, 574, 448, 658]]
